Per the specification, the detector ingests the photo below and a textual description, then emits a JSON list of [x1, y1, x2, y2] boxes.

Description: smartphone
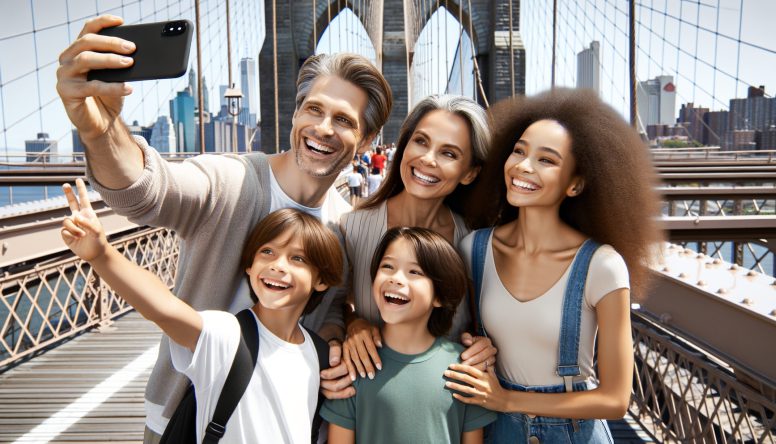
[[87, 20, 193, 83]]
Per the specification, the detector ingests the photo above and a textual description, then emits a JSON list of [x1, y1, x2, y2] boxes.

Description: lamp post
[[224, 84, 243, 153]]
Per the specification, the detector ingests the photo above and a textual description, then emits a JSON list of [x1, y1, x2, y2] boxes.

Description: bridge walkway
[[0, 312, 654, 443]]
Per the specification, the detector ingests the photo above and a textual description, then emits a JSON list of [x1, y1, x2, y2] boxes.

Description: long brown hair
[[467, 89, 662, 293]]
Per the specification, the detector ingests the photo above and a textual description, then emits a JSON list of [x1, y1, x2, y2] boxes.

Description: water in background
[[0, 185, 66, 207]]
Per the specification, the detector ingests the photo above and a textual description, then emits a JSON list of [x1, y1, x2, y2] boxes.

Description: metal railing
[[1, 224, 774, 443], [0, 227, 178, 370], [651, 148, 776, 163], [660, 188, 776, 276], [630, 311, 776, 443]]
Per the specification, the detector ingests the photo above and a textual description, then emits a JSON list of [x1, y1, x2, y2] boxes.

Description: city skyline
[[1, 1, 774, 157]]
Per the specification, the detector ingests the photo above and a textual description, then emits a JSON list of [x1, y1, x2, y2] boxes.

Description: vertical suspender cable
[[458, 1, 464, 95], [436, 0, 440, 94], [338, 0, 342, 49], [509, 0, 515, 97], [444, 0, 449, 92], [195, 0, 205, 153], [313, 0, 317, 52], [551, 0, 557, 88], [273, 0, 280, 152], [226, 0, 233, 85], [629, 0, 637, 129], [467, 0, 488, 107]]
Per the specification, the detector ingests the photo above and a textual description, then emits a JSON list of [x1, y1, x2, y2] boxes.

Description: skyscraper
[[188, 66, 197, 104], [150, 116, 177, 153], [25, 132, 57, 163], [170, 88, 196, 152], [729, 85, 774, 131], [678, 103, 708, 144], [576, 41, 600, 94], [71, 130, 86, 161], [202, 76, 210, 114], [240, 58, 258, 127], [637, 75, 677, 131], [704, 110, 729, 147]]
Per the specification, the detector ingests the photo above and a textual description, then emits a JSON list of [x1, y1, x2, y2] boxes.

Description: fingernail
[[360, 372, 366, 379], [445, 381, 452, 387], [121, 41, 135, 51], [368, 372, 374, 380], [350, 374, 356, 382], [376, 363, 382, 370], [120, 56, 132, 65], [377, 341, 382, 347], [443, 370, 450, 376]]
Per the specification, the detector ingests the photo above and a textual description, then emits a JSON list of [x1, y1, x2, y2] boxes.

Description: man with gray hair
[[56, 15, 392, 442]]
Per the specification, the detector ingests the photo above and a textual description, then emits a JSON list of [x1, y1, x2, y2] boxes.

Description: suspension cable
[[272, 0, 279, 152], [467, 0, 489, 107]]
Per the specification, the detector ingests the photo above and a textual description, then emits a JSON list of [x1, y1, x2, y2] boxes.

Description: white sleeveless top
[[459, 230, 630, 387]]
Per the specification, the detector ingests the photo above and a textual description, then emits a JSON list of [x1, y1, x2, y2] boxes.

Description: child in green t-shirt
[[322, 227, 496, 443]]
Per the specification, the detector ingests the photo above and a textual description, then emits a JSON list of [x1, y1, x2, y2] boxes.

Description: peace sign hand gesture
[[61, 178, 109, 262]]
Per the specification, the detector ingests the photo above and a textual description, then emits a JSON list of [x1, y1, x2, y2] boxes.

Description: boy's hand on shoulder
[[61, 178, 109, 262], [460, 333, 497, 370]]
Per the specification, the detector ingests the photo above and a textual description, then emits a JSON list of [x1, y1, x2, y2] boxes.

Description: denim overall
[[471, 228, 614, 444]]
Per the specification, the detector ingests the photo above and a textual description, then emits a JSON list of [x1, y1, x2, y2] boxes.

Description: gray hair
[[295, 53, 393, 138], [358, 94, 491, 212], [399, 94, 491, 165]]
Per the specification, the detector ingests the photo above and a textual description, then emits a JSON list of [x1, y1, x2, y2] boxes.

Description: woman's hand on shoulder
[[460, 332, 497, 370], [445, 363, 512, 412], [343, 318, 383, 380]]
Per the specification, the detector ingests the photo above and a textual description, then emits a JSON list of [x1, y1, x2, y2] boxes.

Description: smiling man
[[56, 15, 392, 442]]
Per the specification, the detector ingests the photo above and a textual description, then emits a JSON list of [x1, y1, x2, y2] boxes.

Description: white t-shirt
[[170, 310, 320, 443], [347, 171, 363, 188], [367, 174, 382, 195], [459, 231, 629, 387]]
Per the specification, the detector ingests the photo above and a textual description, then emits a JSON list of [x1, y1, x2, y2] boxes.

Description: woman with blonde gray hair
[[328, 95, 497, 395]]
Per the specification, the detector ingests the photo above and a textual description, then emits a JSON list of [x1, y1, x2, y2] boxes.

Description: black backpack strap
[[308, 330, 331, 444], [202, 309, 260, 444]]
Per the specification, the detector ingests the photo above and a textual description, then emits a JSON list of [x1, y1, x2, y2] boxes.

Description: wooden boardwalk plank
[[0, 312, 159, 443], [0, 311, 654, 443]]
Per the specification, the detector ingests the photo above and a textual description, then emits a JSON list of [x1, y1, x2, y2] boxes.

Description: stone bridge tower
[[259, 0, 524, 152]]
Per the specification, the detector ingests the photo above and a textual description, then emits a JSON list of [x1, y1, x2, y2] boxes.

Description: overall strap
[[202, 309, 260, 444], [556, 239, 601, 393], [308, 331, 331, 444], [470, 228, 494, 337]]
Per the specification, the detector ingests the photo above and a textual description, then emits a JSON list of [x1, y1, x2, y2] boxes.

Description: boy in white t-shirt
[[346, 163, 364, 205], [60, 179, 343, 443]]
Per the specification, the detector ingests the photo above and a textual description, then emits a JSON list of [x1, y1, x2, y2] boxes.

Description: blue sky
[[1, 0, 773, 156]]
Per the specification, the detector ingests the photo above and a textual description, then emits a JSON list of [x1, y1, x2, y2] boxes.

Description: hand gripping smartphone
[[87, 20, 193, 82]]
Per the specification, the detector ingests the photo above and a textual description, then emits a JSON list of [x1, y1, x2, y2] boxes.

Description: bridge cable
[[272, 0, 279, 152], [467, 0, 489, 107], [509, 0, 515, 97]]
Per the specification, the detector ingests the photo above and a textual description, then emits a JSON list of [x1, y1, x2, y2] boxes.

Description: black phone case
[[87, 20, 193, 83]]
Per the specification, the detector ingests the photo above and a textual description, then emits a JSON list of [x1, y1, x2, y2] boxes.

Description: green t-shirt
[[321, 337, 497, 443]]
